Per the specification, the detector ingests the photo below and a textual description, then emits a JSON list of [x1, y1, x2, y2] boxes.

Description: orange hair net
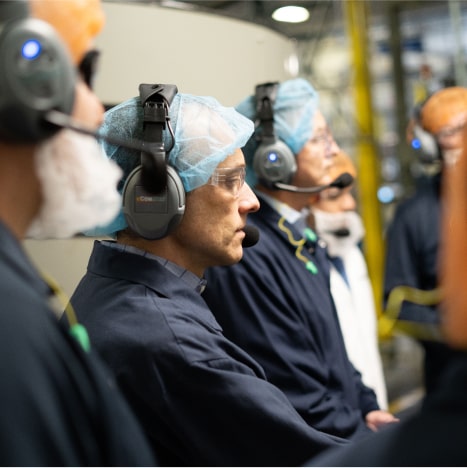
[[421, 86, 467, 135], [328, 150, 357, 181], [30, 0, 105, 65], [307, 150, 356, 205]]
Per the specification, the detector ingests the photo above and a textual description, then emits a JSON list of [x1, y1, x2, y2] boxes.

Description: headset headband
[[255, 82, 279, 142], [138, 83, 177, 194], [123, 83, 185, 240], [253, 81, 296, 187]]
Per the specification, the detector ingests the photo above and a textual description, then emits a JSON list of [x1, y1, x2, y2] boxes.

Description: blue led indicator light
[[411, 138, 421, 150], [268, 152, 278, 162], [22, 39, 41, 60]]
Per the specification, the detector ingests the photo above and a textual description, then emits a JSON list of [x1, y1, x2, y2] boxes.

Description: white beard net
[[313, 209, 365, 258], [26, 130, 122, 239], [442, 147, 463, 167]]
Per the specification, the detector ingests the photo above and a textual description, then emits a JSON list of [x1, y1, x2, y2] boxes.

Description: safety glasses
[[208, 166, 246, 198]]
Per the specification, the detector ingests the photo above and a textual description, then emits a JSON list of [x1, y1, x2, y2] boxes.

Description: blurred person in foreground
[[0, 0, 155, 465], [308, 122, 467, 468], [203, 78, 397, 440], [68, 89, 347, 467], [384, 87, 467, 396], [308, 150, 388, 410]]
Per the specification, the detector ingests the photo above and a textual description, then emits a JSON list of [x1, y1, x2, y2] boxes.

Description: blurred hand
[[365, 410, 400, 432]]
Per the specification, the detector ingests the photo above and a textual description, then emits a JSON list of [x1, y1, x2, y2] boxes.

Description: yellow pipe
[[343, 0, 385, 320]]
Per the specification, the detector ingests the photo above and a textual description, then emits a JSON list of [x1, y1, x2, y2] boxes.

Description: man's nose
[[239, 182, 260, 213]]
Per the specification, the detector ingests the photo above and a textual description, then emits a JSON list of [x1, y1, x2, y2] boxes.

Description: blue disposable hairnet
[[85, 93, 254, 237], [236, 78, 319, 187]]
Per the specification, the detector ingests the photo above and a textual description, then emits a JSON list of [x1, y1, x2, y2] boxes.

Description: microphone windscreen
[[331, 228, 351, 237], [331, 172, 354, 189], [242, 225, 260, 248]]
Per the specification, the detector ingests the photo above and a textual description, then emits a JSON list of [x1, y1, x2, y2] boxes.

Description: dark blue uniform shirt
[[384, 173, 465, 394], [204, 195, 379, 440], [384, 173, 442, 324], [70, 240, 346, 467], [309, 352, 467, 466], [0, 221, 155, 466]]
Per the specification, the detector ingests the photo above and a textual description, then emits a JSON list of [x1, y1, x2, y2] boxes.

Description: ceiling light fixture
[[272, 6, 310, 23]]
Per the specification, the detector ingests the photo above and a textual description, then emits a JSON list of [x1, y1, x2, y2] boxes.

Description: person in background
[[203, 78, 397, 440], [384, 86, 467, 396], [0, 0, 155, 465], [68, 90, 347, 467], [307, 125, 467, 468], [308, 150, 388, 410]]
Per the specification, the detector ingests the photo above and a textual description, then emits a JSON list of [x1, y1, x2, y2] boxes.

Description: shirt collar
[[102, 240, 207, 294], [255, 189, 317, 241], [255, 189, 303, 224]]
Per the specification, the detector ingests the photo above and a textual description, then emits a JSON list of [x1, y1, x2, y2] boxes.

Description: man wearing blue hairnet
[[203, 78, 397, 440], [68, 89, 348, 466]]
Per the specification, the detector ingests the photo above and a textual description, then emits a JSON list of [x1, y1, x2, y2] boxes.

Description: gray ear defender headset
[[411, 97, 441, 164], [253, 81, 296, 188], [412, 124, 440, 163], [122, 83, 186, 240], [0, 1, 76, 142]]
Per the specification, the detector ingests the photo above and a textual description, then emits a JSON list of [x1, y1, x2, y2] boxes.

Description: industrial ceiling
[[105, 0, 450, 40]]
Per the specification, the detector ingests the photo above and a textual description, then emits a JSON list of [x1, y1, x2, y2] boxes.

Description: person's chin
[[226, 245, 243, 265]]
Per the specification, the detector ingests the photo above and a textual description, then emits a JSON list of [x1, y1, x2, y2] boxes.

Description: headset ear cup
[[0, 17, 75, 142], [412, 124, 440, 163], [123, 165, 186, 240], [253, 138, 296, 187]]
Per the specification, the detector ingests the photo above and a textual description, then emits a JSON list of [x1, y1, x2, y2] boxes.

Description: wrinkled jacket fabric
[[71, 240, 346, 467], [204, 197, 378, 440], [0, 222, 155, 466]]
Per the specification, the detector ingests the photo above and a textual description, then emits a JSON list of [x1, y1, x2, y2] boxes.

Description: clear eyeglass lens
[[209, 167, 246, 198], [310, 129, 334, 148], [437, 123, 466, 142]]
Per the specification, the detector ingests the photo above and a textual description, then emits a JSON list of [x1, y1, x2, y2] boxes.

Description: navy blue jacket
[[70, 240, 346, 467], [384, 173, 465, 394], [384, 173, 442, 324], [0, 222, 155, 466], [308, 352, 467, 466], [203, 197, 378, 440]]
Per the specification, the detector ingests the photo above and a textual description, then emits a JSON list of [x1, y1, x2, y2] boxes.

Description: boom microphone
[[274, 172, 354, 193], [242, 225, 260, 248], [326, 228, 351, 238], [43, 110, 167, 194]]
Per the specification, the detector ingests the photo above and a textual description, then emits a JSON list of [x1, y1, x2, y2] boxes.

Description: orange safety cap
[[30, 0, 105, 65], [421, 86, 467, 135]]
